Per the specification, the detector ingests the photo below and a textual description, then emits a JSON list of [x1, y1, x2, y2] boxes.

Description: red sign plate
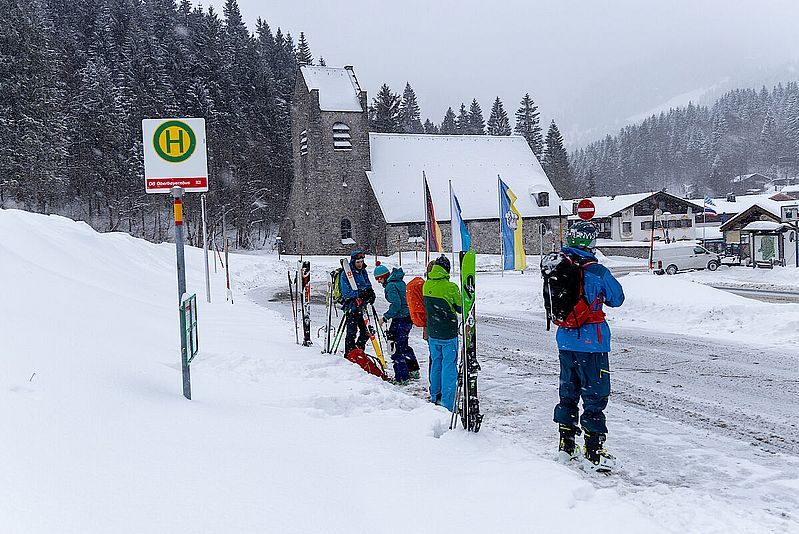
[[577, 198, 596, 221], [146, 177, 208, 193]]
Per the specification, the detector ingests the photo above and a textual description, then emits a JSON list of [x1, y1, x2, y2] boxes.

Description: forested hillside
[[571, 82, 799, 197], [0, 0, 299, 246]]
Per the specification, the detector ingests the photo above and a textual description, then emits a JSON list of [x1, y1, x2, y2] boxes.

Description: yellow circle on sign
[[153, 121, 197, 163]]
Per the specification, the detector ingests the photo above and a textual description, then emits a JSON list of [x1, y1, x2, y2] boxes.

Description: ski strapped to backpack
[[540, 251, 606, 332]]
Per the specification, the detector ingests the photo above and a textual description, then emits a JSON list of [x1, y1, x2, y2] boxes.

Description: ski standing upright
[[299, 260, 312, 346], [451, 249, 483, 432]]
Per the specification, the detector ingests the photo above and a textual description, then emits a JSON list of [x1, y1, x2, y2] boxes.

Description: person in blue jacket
[[554, 222, 625, 471], [374, 263, 420, 383], [339, 250, 375, 355]]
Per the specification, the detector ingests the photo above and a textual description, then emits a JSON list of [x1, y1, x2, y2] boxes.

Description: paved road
[[253, 282, 799, 529]]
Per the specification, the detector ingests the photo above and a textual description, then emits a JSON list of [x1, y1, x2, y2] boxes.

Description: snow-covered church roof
[[300, 66, 363, 112], [366, 134, 562, 223]]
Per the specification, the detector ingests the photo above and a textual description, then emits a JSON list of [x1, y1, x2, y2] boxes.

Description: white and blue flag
[[704, 196, 717, 215], [449, 182, 471, 253]]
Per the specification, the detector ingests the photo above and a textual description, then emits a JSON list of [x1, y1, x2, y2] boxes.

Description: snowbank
[[0, 209, 670, 533]]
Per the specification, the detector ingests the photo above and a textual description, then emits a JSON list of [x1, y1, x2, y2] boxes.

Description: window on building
[[537, 192, 550, 207], [341, 218, 353, 240], [300, 130, 308, 156], [407, 222, 424, 238], [333, 122, 352, 150], [622, 222, 632, 234]]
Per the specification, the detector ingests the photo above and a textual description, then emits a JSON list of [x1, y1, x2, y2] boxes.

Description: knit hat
[[373, 261, 390, 280], [434, 255, 451, 273]]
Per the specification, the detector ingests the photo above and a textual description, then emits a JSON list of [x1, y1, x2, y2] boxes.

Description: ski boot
[[582, 431, 616, 473], [557, 425, 581, 462]]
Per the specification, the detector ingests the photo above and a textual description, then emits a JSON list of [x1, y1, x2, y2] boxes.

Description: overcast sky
[[200, 0, 799, 147]]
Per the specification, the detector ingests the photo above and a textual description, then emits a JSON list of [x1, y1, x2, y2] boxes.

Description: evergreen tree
[[423, 118, 439, 134], [398, 82, 424, 133], [456, 103, 470, 135], [487, 97, 511, 135], [468, 99, 485, 135], [296, 31, 313, 66], [542, 120, 574, 196], [440, 107, 457, 134], [514, 93, 542, 157], [318, 56, 326, 66], [370, 83, 401, 133]]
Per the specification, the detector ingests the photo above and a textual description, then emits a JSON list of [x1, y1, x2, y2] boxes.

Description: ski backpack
[[406, 276, 427, 327], [345, 348, 387, 380], [330, 267, 346, 305], [540, 251, 605, 330]]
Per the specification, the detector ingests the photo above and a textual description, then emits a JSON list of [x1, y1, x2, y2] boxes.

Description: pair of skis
[[450, 250, 483, 433], [288, 260, 312, 346]]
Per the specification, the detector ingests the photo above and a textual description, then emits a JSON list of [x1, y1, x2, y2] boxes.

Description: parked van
[[653, 243, 721, 275]]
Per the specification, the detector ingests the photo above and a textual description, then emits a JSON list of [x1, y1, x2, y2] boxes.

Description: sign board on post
[[142, 118, 209, 193], [576, 198, 596, 221], [781, 205, 798, 223]]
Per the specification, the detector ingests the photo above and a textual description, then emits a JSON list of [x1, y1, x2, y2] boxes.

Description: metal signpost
[[142, 117, 209, 400]]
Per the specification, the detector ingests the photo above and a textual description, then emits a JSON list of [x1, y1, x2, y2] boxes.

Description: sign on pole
[[577, 198, 596, 221], [142, 118, 209, 193], [781, 205, 799, 223]]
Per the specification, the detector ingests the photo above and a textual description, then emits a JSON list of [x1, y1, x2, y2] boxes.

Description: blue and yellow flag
[[499, 177, 527, 271]]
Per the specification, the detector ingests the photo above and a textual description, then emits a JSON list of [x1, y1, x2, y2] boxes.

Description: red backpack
[[345, 348, 387, 380], [406, 276, 427, 327]]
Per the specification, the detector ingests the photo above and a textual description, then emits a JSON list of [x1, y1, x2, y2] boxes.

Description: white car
[[653, 244, 721, 275]]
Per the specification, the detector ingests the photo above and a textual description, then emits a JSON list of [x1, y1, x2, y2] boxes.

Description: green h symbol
[[165, 129, 185, 154]]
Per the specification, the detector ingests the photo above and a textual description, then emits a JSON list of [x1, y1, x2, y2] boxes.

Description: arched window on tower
[[341, 218, 355, 244], [333, 122, 352, 151]]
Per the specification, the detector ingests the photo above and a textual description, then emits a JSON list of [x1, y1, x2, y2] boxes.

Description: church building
[[280, 65, 564, 256]]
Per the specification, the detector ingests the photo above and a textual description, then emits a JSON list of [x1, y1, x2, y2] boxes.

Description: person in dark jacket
[[374, 263, 420, 383], [554, 222, 624, 472], [422, 255, 462, 411], [339, 250, 375, 355]]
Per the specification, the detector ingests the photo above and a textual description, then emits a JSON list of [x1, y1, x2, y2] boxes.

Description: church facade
[[280, 65, 564, 257]]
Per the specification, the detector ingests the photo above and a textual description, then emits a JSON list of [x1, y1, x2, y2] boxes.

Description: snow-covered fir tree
[[370, 84, 401, 133], [514, 93, 542, 157], [399, 82, 424, 133], [542, 119, 574, 196], [487, 97, 511, 135], [296, 32, 313, 66], [468, 99, 485, 135], [441, 107, 457, 134], [423, 118, 439, 134], [456, 103, 470, 135]]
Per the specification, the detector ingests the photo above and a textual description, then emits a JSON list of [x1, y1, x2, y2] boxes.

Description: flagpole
[[424, 171, 429, 266], [498, 174, 504, 278], [449, 180, 456, 271]]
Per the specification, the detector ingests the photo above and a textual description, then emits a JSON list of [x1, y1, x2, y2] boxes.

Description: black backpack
[[541, 251, 600, 331]]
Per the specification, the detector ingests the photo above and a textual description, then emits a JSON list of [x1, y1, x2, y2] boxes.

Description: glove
[[361, 288, 376, 305]]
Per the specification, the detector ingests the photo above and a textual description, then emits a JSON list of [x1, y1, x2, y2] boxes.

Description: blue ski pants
[[388, 317, 418, 382], [428, 336, 459, 412], [553, 350, 610, 434]]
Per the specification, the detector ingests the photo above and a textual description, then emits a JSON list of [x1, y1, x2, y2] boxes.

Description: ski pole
[[369, 305, 387, 356], [288, 271, 299, 344], [450, 358, 464, 430], [330, 313, 348, 354]]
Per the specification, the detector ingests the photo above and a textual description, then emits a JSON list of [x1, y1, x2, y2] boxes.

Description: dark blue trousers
[[388, 317, 417, 381], [553, 350, 610, 434]]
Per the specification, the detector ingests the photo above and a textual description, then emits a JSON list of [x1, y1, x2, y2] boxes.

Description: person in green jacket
[[422, 255, 462, 410]]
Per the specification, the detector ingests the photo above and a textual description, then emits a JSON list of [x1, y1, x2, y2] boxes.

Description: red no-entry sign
[[577, 199, 595, 221]]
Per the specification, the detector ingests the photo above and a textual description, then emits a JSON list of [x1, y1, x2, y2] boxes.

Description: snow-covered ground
[[2, 208, 797, 533]]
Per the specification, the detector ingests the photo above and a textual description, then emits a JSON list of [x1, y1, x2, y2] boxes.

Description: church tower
[[280, 66, 386, 255]]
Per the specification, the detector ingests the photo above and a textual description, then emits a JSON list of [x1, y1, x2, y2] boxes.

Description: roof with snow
[[700, 193, 797, 220], [741, 221, 787, 232], [564, 192, 659, 219], [366, 134, 561, 223], [300, 66, 363, 112]]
